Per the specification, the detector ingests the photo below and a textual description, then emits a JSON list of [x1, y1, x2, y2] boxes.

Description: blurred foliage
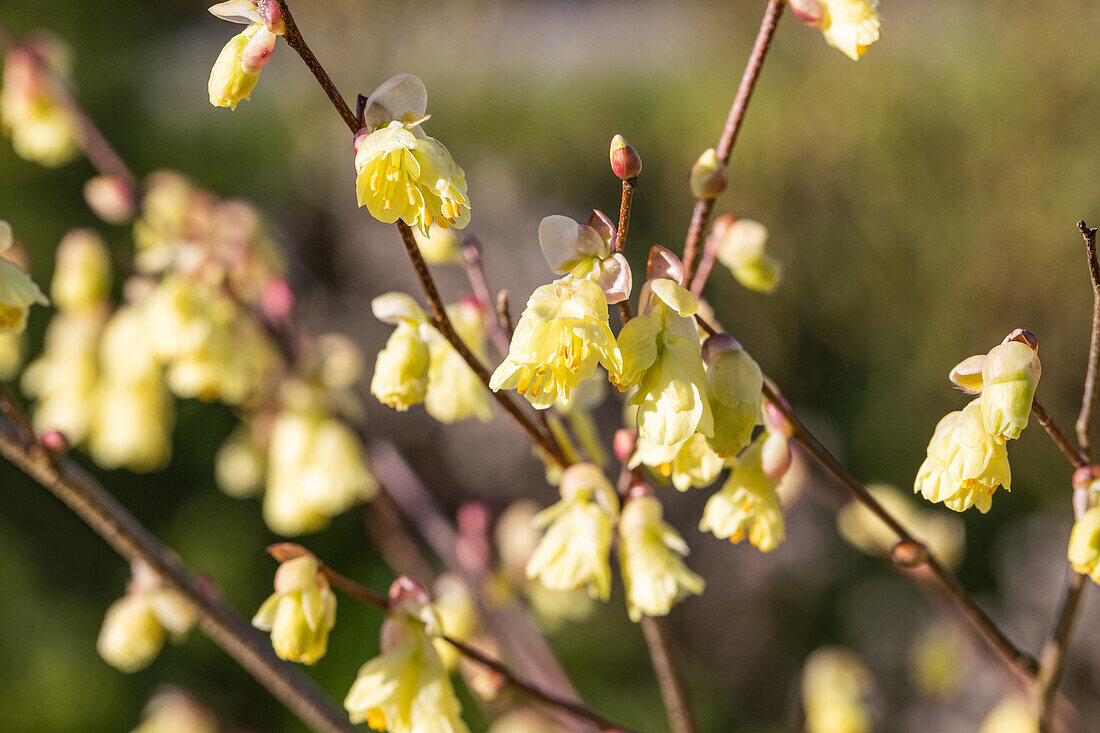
[[3, 0, 1100, 731]]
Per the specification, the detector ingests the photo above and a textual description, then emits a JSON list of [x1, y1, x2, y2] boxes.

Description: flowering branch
[[0, 393, 355, 733], [682, 0, 785, 287], [1031, 399, 1087, 469], [1033, 220, 1100, 730], [268, 543, 639, 733], [274, 0, 568, 465], [0, 24, 135, 186]]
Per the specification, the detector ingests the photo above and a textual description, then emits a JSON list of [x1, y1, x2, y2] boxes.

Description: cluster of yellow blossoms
[[914, 332, 1041, 513]]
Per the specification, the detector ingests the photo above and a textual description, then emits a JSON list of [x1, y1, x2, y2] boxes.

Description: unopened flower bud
[[40, 429, 69, 454], [208, 24, 272, 110], [613, 428, 637, 463], [83, 176, 135, 225], [980, 340, 1040, 441], [261, 277, 295, 320], [789, 0, 826, 26], [1003, 328, 1038, 352], [610, 134, 642, 180], [1068, 506, 1100, 583], [1073, 465, 1100, 492], [891, 540, 929, 568], [689, 148, 727, 199]]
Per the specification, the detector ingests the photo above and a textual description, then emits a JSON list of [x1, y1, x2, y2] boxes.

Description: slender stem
[[396, 221, 568, 464], [640, 615, 698, 733], [1032, 399, 1087, 468], [614, 179, 637, 255], [0, 406, 355, 733], [761, 382, 1040, 681], [690, 224, 722, 297], [681, 0, 785, 285], [461, 236, 513, 357], [274, 1, 359, 133], [281, 541, 637, 733], [1075, 221, 1100, 454]]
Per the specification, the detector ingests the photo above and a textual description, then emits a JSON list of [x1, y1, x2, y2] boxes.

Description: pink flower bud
[[789, 0, 827, 27], [613, 429, 637, 463], [627, 482, 653, 501], [610, 134, 642, 180], [1003, 328, 1038, 352], [689, 148, 727, 199], [240, 26, 277, 74], [261, 278, 295, 320], [40, 430, 69, 454], [702, 332, 742, 366], [83, 176, 136, 225]]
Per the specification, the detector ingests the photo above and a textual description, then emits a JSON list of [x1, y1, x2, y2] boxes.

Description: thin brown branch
[[761, 382, 1040, 682], [681, 0, 785, 285], [613, 179, 637, 255], [273, 1, 359, 133], [640, 615, 698, 733], [1032, 399, 1087, 469], [396, 221, 568, 464], [1075, 221, 1100, 454], [0, 405, 355, 733], [1036, 571, 1087, 732], [461, 235, 513, 357]]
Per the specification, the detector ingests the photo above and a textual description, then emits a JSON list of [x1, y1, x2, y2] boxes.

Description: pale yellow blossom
[[618, 494, 705, 621], [915, 398, 1010, 513], [699, 433, 785, 551], [253, 554, 336, 665]]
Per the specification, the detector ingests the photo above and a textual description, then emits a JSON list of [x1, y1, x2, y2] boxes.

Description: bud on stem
[[610, 134, 642, 181]]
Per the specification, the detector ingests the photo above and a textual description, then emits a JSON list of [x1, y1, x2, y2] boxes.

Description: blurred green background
[[2, 0, 1100, 731]]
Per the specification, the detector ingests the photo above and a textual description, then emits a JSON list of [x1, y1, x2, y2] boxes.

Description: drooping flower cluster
[[0, 40, 78, 167], [711, 216, 783, 294], [354, 74, 470, 235], [915, 332, 1040, 513], [207, 0, 286, 109], [252, 552, 337, 664], [97, 561, 197, 673], [344, 578, 471, 733]]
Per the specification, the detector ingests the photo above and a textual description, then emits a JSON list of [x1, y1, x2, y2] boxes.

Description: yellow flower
[[97, 562, 196, 673], [0, 222, 48, 333], [714, 218, 782, 294], [0, 47, 78, 166], [208, 23, 276, 109], [980, 340, 1040, 442], [50, 229, 112, 312], [413, 223, 463, 265], [618, 493, 705, 621], [87, 304, 174, 472], [837, 484, 965, 569], [699, 433, 785, 551], [425, 300, 494, 423], [430, 574, 478, 670], [0, 331, 23, 380], [793, 0, 882, 61], [915, 398, 1010, 513], [980, 698, 1038, 733], [264, 389, 377, 536], [631, 431, 725, 492], [801, 648, 873, 733], [704, 335, 763, 457], [345, 582, 470, 733], [355, 121, 471, 236], [252, 554, 336, 665], [215, 424, 266, 498], [538, 213, 632, 304], [491, 277, 621, 410], [526, 463, 618, 601], [618, 279, 713, 464], [370, 292, 431, 411], [1068, 506, 1100, 584], [132, 688, 217, 733], [909, 624, 967, 700], [22, 309, 104, 443]]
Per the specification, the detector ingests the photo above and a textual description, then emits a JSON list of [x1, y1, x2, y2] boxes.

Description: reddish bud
[[1003, 328, 1038, 352], [40, 430, 69, 454], [610, 134, 642, 180], [1072, 464, 1100, 491], [613, 429, 637, 463], [891, 540, 929, 568], [627, 482, 653, 501], [789, 0, 826, 27], [261, 278, 295, 320]]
